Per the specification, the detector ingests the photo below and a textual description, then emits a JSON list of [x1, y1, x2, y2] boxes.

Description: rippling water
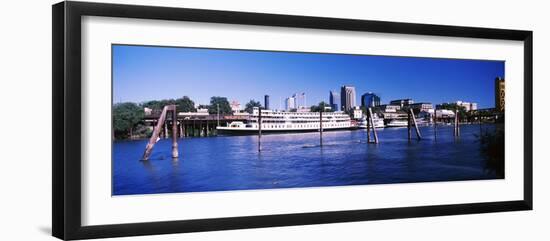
[[113, 124, 500, 195]]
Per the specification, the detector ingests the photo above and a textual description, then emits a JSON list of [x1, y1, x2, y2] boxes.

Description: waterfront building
[[379, 104, 401, 113], [144, 107, 153, 116], [352, 106, 363, 119], [455, 101, 478, 111], [296, 106, 311, 113], [230, 100, 241, 113], [382, 110, 408, 120], [495, 77, 505, 112], [340, 85, 356, 112], [285, 96, 296, 111], [329, 91, 341, 111], [410, 102, 434, 113], [390, 99, 414, 108], [436, 109, 455, 118], [264, 95, 270, 110], [361, 92, 381, 108]]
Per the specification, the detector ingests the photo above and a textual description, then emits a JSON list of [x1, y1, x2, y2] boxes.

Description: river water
[[113, 124, 501, 195]]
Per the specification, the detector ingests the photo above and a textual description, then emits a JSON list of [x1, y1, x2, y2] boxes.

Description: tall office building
[[264, 95, 270, 110], [340, 85, 356, 112], [285, 97, 296, 111], [495, 77, 505, 112], [361, 92, 381, 108], [329, 91, 340, 111]]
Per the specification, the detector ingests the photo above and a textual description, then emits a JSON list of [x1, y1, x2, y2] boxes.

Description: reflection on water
[[113, 124, 502, 195]]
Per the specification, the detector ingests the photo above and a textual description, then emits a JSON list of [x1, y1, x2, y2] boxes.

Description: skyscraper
[[361, 92, 381, 108], [340, 85, 356, 112], [264, 95, 270, 110], [495, 77, 505, 112], [329, 91, 340, 111], [285, 97, 296, 111]]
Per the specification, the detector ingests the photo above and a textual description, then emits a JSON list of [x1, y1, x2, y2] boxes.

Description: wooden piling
[[192, 120, 196, 137], [453, 109, 460, 136], [457, 111, 460, 136], [366, 113, 371, 143], [171, 110, 178, 158], [258, 108, 262, 152], [407, 110, 412, 141], [368, 108, 379, 144], [319, 111, 323, 147], [433, 111, 437, 140], [410, 108, 422, 140]]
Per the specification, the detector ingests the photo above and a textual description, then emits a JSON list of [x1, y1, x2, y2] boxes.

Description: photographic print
[[112, 44, 505, 196]]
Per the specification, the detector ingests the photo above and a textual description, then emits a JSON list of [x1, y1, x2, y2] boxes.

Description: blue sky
[[113, 45, 504, 109]]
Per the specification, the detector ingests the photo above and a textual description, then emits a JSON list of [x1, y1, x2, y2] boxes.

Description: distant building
[[264, 95, 270, 110], [390, 99, 414, 108], [230, 100, 241, 113], [436, 109, 455, 118], [455, 101, 478, 111], [329, 91, 340, 111], [361, 92, 381, 108], [495, 77, 505, 112], [382, 110, 408, 119], [296, 106, 311, 113], [352, 106, 363, 119], [340, 85, 356, 112], [410, 102, 433, 113], [144, 107, 153, 116], [285, 97, 296, 111], [379, 104, 401, 113]]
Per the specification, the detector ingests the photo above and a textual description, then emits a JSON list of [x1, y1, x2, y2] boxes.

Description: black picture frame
[[52, 1, 533, 240]]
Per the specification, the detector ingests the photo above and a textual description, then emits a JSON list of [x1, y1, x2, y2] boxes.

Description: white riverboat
[[358, 116, 385, 129], [386, 119, 409, 128], [217, 107, 353, 134]]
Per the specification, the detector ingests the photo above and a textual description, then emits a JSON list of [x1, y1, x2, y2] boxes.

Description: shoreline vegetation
[[114, 96, 232, 140], [477, 124, 505, 178]]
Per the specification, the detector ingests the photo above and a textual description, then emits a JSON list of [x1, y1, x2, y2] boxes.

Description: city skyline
[[113, 45, 504, 109]]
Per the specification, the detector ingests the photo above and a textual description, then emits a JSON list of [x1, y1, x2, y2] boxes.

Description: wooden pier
[[143, 113, 249, 138]]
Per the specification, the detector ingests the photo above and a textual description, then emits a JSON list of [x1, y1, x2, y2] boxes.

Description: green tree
[[175, 96, 196, 113], [244, 99, 262, 114], [113, 102, 144, 139], [142, 99, 176, 111], [310, 101, 332, 112], [209, 96, 232, 114], [141, 100, 162, 110]]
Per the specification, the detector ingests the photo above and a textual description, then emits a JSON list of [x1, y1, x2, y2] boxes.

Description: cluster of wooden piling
[[142, 105, 178, 161], [152, 119, 219, 138]]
